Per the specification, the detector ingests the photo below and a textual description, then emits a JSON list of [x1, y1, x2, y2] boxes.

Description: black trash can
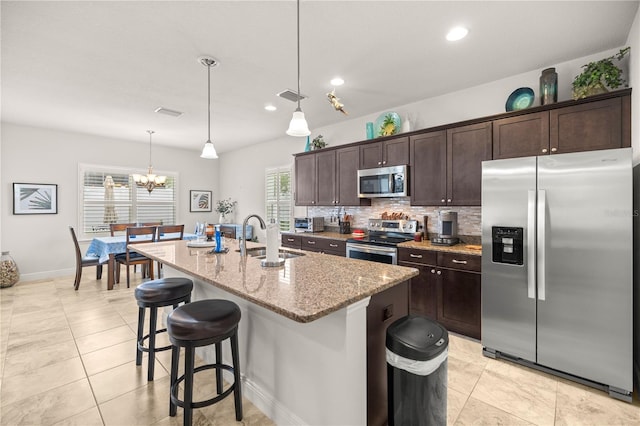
[[386, 315, 448, 426]]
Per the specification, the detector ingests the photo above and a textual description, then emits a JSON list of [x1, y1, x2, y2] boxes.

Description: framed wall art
[[190, 190, 212, 212], [13, 183, 58, 215]]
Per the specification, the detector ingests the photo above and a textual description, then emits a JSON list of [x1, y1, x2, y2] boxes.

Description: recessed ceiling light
[[446, 26, 468, 41], [265, 104, 277, 112], [330, 77, 344, 86]]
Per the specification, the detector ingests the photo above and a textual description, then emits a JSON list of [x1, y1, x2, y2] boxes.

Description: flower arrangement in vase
[[216, 198, 236, 223]]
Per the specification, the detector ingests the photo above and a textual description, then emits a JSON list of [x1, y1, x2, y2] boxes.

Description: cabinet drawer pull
[[329, 243, 338, 247], [452, 259, 468, 264], [551, 147, 558, 152], [542, 148, 548, 153], [287, 238, 295, 242], [431, 269, 436, 274], [307, 241, 316, 245], [436, 270, 442, 275], [409, 253, 423, 259]]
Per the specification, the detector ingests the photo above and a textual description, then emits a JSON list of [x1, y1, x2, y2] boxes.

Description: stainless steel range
[[346, 219, 418, 264]]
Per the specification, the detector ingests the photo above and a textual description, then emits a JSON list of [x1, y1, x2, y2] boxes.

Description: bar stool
[[167, 299, 243, 426], [134, 277, 193, 382]]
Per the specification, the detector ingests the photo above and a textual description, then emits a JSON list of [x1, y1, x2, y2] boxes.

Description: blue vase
[[304, 136, 311, 152]]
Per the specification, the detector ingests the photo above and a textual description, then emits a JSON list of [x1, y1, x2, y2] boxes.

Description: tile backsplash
[[308, 198, 481, 236]]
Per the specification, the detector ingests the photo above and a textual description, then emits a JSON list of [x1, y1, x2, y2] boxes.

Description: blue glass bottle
[[214, 225, 222, 252]]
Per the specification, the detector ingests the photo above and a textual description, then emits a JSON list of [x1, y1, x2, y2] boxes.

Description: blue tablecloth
[[86, 233, 197, 264]]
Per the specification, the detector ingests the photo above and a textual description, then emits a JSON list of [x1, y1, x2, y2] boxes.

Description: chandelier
[[132, 130, 167, 193]]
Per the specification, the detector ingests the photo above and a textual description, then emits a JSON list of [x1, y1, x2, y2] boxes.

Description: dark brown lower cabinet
[[437, 268, 481, 339], [407, 263, 437, 320], [366, 281, 409, 426], [399, 247, 481, 340]]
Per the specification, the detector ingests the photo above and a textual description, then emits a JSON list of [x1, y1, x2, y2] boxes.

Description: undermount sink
[[236, 247, 305, 259]]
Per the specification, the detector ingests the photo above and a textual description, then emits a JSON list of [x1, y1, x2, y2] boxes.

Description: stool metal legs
[[137, 303, 182, 381], [231, 332, 243, 421], [169, 330, 243, 426]]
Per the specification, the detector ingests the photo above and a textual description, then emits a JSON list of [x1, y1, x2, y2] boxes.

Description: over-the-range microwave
[[357, 165, 408, 198]]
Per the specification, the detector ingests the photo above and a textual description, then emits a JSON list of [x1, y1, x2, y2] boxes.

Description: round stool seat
[[168, 300, 241, 345], [135, 277, 193, 305]]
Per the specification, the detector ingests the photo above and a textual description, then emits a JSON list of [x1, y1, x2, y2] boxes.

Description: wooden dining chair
[[140, 221, 162, 226], [155, 224, 184, 277], [69, 226, 104, 290], [115, 226, 157, 288], [110, 223, 137, 236]]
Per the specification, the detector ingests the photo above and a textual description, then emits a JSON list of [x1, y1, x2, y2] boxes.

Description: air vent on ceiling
[[154, 107, 184, 117], [276, 89, 308, 103]]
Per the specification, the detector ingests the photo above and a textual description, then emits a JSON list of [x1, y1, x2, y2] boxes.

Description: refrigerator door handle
[[537, 189, 546, 301], [527, 190, 536, 299]]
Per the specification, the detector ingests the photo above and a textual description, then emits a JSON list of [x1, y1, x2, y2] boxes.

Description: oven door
[[346, 243, 397, 265]]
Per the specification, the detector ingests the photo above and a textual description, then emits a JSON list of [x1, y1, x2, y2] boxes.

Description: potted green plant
[[311, 135, 327, 150], [571, 47, 630, 100]]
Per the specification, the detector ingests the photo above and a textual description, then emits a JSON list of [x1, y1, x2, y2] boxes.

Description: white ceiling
[[2, 1, 638, 154]]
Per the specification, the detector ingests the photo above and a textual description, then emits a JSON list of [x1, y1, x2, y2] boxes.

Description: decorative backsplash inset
[[308, 198, 481, 236]]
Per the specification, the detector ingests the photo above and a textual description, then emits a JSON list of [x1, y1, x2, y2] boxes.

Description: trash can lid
[[386, 315, 449, 361]]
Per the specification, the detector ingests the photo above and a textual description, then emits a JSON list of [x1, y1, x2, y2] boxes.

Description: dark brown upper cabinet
[[410, 130, 447, 206], [336, 146, 371, 207], [295, 147, 370, 207], [493, 93, 629, 159], [359, 136, 409, 169], [493, 111, 550, 159], [447, 122, 492, 206], [410, 122, 491, 206], [550, 96, 625, 154], [294, 153, 316, 206]]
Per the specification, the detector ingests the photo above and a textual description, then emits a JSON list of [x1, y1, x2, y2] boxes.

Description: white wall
[[219, 46, 637, 241], [0, 123, 219, 280]]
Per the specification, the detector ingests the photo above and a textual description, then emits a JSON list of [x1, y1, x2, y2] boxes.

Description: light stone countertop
[[132, 238, 419, 323], [281, 230, 351, 241], [398, 240, 483, 256], [284, 231, 482, 256]]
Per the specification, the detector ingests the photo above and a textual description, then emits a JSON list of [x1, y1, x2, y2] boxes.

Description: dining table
[[86, 232, 198, 290]]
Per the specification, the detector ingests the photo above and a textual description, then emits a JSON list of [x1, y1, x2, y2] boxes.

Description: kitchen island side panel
[[163, 266, 370, 426]]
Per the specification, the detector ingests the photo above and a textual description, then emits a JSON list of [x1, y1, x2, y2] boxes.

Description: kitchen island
[[132, 238, 418, 425]]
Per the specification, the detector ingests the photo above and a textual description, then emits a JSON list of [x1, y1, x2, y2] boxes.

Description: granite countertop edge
[[131, 240, 419, 324]]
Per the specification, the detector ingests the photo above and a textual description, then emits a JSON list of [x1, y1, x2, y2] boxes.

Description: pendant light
[[286, 0, 310, 137], [200, 57, 219, 159], [132, 130, 167, 193]]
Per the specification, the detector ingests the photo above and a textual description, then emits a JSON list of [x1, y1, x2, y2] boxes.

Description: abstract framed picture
[[190, 190, 212, 212], [13, 183, 58, 215]]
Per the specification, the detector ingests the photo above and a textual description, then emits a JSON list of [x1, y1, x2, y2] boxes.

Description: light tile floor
[[1, 274, 639, 425]]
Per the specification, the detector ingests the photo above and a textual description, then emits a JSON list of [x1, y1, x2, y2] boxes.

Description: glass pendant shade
[[200, 140, 218, 159], [286, 109, 310, 137]]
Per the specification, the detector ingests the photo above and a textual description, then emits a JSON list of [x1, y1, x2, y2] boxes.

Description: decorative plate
[[374, 112, 402, 137], [505, 87, 534, 111]]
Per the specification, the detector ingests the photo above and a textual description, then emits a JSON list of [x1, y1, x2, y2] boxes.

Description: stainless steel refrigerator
[[481, 148, 633, 402]]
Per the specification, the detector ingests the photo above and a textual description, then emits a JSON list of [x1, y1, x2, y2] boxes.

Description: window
[[265, 166, 292, 231], [78, 164, 178, 239]]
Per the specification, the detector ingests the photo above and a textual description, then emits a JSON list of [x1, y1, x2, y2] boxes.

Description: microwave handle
[[389, 174, 394, 193]]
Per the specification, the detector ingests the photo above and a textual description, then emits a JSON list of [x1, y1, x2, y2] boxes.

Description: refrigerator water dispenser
[[492, 227, 523, 265]]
